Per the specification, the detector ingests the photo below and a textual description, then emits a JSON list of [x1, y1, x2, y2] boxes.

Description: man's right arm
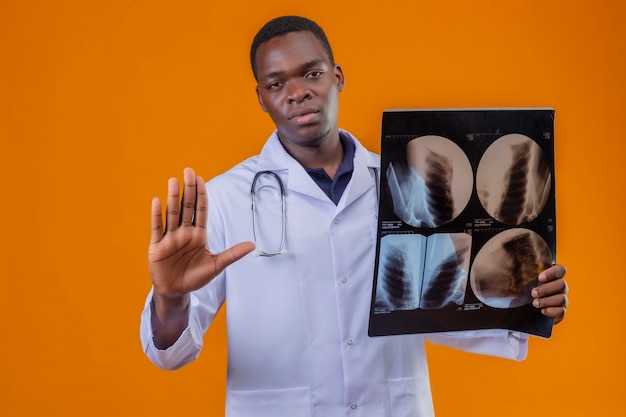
[[144, 168, 254, 357]]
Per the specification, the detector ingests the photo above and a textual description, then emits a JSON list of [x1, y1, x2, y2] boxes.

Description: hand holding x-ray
[[532, 264, 569, 325]]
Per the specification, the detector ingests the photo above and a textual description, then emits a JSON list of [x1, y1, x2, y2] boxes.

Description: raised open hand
[[147, 168, 255, 349], [149, 167, 255, 299]]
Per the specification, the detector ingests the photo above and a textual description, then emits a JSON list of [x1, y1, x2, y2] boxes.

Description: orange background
[[1, 0, 624, 415]]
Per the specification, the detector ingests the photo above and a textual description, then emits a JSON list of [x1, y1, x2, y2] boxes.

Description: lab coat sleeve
[[425, 329, 528, 361], [139, 277, 226, 370]]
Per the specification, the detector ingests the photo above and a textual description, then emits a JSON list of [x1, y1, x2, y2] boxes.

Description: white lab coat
[[140, 129, 528, 417]]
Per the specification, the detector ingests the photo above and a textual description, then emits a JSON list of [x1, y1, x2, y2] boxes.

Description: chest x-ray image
[[476, 133, 551, 225], [469, 228, 553, 308], [374, 234, 423, 310], [374, 232, 471, 311], [369, 108, 556, 338], [386, 135, 473, 228]]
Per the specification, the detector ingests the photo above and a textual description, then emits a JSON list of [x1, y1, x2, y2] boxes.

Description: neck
[[279, 130, 344, 179]]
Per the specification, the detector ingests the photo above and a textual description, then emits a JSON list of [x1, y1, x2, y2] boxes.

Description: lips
[[288, 107, 318, 120]]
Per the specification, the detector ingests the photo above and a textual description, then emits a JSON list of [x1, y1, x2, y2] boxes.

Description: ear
[[256, 85, 268, 112], [334, 64, 345, 92]]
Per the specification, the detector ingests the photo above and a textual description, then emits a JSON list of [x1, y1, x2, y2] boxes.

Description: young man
[[141, 16, 568, 417]]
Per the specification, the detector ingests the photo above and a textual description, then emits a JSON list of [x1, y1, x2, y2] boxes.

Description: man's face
[[255, 31, 344, 149]]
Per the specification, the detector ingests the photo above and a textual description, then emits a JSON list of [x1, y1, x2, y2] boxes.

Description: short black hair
[[250, 16, 335, 81]]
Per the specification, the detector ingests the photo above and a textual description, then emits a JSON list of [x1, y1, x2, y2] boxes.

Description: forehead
[[255, 31, 330, 78]]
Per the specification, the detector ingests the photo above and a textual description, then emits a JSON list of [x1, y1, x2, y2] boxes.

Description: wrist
[[152, 292, 190, 322], [150, 293, 190, 350]]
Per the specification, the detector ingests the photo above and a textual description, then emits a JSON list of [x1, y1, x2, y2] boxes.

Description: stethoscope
[[251, 167, 380, 257]]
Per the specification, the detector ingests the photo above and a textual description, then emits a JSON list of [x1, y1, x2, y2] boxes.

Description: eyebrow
[[259, 59, 326, 82]]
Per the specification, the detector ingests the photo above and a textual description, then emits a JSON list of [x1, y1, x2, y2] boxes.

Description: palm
[[149, 223, 211, 296]]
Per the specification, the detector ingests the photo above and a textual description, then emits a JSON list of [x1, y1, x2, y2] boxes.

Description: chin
[[281, 126, 333, 147]]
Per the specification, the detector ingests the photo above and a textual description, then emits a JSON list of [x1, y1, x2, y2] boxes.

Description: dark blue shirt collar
[[305, 133, 355, 205]]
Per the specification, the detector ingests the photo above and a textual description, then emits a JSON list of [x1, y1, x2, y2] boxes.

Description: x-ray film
[[368, 108, 556, 338]]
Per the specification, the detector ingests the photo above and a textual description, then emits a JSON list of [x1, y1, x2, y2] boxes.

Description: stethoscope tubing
[[250, 168, 379, 257]]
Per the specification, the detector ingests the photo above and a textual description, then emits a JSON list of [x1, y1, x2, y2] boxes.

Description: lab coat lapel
[[254, 131, 290, 173], [286, 159, 331, 202]]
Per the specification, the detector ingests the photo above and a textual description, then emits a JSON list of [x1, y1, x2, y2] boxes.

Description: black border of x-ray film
[[368, 108, 556, 339]]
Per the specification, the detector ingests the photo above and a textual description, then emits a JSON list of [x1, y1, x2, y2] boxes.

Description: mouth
[[288, 108, 318, 120]]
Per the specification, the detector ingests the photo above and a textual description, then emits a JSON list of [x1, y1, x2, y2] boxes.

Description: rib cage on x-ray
[[420, 233, 470, 309], [387, 135, 474, 228], [424, 151, 454, 226], [500, 231, 549, 305], [375, 235, 420, 310], [496, 142, 531, 224], [386, 155, 455, 228], [420, 253, 463, 309], [477, 134, 552, 226], [375, 233, 469, 311], [470, 228, 552, 308]]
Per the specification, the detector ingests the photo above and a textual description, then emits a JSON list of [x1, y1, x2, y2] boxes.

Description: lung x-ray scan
[[369, 108, 556, 339]]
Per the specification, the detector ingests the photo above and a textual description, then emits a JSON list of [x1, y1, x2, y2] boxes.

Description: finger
[[539, 305, 567, 324], [179, 168, 197, 227], [532, 292, 568, 310], [538, 264, 567, 283], [150, 197, 164, 244], [165, 177, 180, 233], [211, 242, 256, 274], [532, 277, 568, 298], [194, 175, 208, 228]]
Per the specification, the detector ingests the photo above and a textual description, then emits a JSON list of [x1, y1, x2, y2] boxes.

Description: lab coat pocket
[[227, 386, 312, 417], [387, 376, 434, 417]]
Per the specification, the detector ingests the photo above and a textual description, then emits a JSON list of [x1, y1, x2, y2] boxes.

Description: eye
[[306, 70, 324, 79], [266, 81, 283, 90]]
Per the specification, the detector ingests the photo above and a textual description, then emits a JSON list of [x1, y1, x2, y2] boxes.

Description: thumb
[[213, 241, 256, 272]]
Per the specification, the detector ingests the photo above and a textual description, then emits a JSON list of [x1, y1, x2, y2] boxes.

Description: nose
[[287, 79, 312, 103]]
